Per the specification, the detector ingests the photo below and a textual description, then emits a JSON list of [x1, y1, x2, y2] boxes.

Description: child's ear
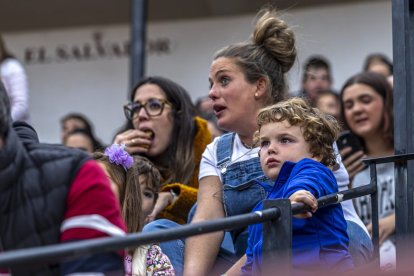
[[311, 154, 322, 163]]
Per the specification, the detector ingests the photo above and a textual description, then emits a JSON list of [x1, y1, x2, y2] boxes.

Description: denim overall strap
[[216, 133, 268, 257], [216, 132, 236, 171]]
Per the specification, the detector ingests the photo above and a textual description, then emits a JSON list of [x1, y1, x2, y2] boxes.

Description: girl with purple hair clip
[[93, 144, 175, 275]]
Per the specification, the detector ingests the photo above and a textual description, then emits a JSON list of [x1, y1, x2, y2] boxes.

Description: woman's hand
[[367, 213, 395, 246], [340, 147, 366, 181], [146, 191, 176, 222], [289, 190, 317, 219], [113, 129, 152, 154]]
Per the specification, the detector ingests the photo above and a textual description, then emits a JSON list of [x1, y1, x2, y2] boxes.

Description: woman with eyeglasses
[[113, 76, 212, 226]]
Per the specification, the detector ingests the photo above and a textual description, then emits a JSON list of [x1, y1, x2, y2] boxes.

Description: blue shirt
[[242, 158, 354, 275]]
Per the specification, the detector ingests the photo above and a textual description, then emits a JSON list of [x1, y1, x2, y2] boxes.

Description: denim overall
[[217, 133, 270, 256]]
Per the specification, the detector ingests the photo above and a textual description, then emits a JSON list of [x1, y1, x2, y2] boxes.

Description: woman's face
[[61, 118, 87, 142], [342, 83, 384, 140], [64, 133, 94, 154], [132, 83, 174, 158], [367, 61, 391, 77], [208, 57, 260, 133]]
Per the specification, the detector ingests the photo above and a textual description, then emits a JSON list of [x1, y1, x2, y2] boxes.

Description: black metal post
[[392, 0, 414, 269], [369, 163, 380, 263], [130, 0, 147, 89], [263, 199, 292, 275]]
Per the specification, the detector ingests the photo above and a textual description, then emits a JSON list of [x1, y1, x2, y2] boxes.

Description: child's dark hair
[[255, 97, 341, 166]]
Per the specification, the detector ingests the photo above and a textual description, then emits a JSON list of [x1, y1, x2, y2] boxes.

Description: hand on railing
[[289, 190, 318, 219]]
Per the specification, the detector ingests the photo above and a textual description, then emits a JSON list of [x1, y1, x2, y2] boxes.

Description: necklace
[[219, 146, 256, 174], [241, 140, 253, 149]]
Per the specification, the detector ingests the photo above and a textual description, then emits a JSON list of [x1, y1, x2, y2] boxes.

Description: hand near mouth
[[113, 129, 153, 154]]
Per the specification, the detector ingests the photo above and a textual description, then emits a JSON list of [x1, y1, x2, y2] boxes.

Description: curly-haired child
[[93, 144, 174, 275], [233, 97, 354, 275]]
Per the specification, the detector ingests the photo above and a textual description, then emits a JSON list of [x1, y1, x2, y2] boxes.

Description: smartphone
[[336, 131, 363, 156]]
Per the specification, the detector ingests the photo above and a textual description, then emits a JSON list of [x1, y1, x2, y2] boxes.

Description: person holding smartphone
[[340, 71, 395, 270]]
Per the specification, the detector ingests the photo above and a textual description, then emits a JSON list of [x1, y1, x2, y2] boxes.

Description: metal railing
[[1, 154, 414, 273]]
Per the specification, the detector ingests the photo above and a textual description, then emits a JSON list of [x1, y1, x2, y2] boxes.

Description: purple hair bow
[[104, 144, 133, 170]]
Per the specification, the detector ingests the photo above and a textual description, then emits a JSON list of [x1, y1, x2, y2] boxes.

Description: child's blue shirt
[[242, 158, 354, 275]]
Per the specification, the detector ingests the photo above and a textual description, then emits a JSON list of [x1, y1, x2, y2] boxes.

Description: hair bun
[[252, 8, 297, 73]]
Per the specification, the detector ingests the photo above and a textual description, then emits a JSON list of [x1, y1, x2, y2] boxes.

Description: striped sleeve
[[60, 160, 127, 274], [60, 160, 126, 241]]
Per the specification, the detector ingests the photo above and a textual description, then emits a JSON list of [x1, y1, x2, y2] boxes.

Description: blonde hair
[[214, 6, 296, 105], [255, 97, 340, 166]]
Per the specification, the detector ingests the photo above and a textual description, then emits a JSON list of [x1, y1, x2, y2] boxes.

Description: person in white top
[[185, 7, 372, 276], [0, 34, 30, 122], [339, 71, 395, 270]]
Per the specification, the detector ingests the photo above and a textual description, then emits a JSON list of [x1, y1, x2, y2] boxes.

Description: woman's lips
[[353, 117, 369, 126], [143, 129, 154, 139], [213, 104, 225, 116]]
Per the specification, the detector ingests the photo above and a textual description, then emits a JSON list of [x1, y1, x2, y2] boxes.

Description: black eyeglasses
[[123, 98, 171, 120]]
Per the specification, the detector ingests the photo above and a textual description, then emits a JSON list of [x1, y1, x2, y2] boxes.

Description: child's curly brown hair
[[254, 97, 341, 167]]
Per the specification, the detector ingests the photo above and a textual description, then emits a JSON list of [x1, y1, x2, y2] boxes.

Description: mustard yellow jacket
[[158, 116, 212, 224]]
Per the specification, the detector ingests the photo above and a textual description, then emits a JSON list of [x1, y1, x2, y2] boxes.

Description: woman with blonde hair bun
[[146, 7, 370, 276], [185, 7, 299, 275]]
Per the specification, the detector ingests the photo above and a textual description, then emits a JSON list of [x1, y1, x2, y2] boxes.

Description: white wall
[[3, 0, 392, 144]]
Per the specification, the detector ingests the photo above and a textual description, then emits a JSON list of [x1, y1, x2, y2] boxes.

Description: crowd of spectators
[[0, 6, 399, 275]]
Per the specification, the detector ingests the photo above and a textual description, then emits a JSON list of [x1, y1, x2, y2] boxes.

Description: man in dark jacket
[[0, 82, 126, 275]]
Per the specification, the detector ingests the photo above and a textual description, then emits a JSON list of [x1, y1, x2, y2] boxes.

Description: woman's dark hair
[[60, 113, 93, 133], [64, 128, 102, 152], [60, 113, 104, 150], [340, 72, 394, 150], [363, 53, 393, 76], [129, 76, 197, 185]]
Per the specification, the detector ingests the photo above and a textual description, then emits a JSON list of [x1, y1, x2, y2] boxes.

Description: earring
[[254, 93, 259, 97]]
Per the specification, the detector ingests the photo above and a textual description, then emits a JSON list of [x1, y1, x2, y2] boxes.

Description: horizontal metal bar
[[0, 207, 280, 267], [0, 183, 379, 268], [292, 183, 376, 215], [362, 153, 414, 165]]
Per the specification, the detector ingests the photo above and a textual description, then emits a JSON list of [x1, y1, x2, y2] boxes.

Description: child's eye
[[143, 191, 154, 199], [260, 140, 270, 148], [281, 138, 292, 144]]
